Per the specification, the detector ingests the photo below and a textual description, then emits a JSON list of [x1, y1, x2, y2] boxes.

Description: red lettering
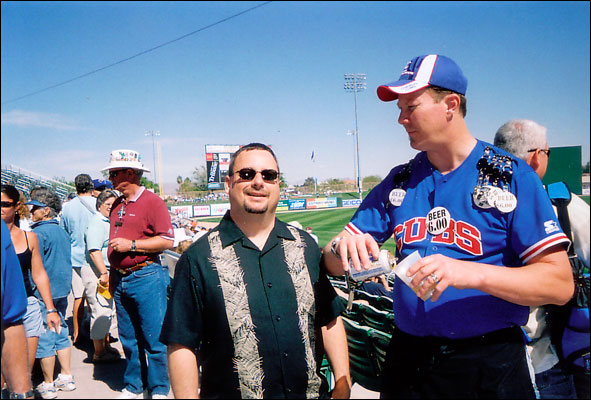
[[432, 219, 455, 244], [394, 225, 404, 250], [404, 218, 427, 244], [397, 218, 483, 256], [455, 221, 483, 255]]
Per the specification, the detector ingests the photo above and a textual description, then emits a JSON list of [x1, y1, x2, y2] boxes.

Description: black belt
[[394, 326, 524, 347]]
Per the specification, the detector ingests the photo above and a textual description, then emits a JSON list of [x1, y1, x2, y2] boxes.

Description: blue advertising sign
[[288, 199, 306, 210]]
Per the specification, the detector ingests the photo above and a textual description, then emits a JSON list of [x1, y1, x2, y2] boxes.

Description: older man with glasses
[[162, 143, 351, 399], [101, 149, 174, 400]]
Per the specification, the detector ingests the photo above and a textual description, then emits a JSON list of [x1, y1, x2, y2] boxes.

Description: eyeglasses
[[1, 201, 15, 208], [109, 169, 127, 179], [28, 205, 45, 213], [528, 148, 551, 158], [232, 168, 279, 182]]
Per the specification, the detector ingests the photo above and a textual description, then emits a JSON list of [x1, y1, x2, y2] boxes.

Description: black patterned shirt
[[161, 211, 343, 399]]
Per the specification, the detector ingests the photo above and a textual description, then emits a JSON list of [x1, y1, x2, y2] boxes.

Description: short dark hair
[[1, 184, 20, 203], [95, 189, 118, 211], [74, 174, 94, 194], [228, 143, 279, 176], [428, 86, 467, 117]]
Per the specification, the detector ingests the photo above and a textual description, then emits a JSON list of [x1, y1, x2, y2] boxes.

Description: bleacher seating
[[359, 303, 395, 334], [342, 317, 381, 391], [328, 278, 396, 392], [1, 164, 75, 201], [369, 328, 391, 379], [341, 316, 394, 392]]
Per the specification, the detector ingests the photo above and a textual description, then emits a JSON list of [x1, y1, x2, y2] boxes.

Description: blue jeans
[[113, 263, 170, 396], [535, 363, 577, 399]]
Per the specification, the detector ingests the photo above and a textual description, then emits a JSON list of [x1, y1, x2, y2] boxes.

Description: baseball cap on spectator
[[25, 199, 47, 207], [101, 149, 151, 172], [93, 179, 113, 190], [377, 54, 468, 102]]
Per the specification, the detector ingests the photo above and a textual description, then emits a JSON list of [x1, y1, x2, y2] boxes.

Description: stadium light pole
[[346, 130, 358, 194], [145, 130, 160, 194], [344, 73, 366, 200]]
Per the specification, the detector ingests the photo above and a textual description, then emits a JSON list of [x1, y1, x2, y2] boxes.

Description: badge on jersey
[[389, 188, 406, 207], [494, 191, 517, 213], [473, 187, 493, 209], [426, 206, 450, 235]]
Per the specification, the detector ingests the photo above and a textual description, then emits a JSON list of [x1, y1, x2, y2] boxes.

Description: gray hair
[[493, 119, 547, 161], [30, 188, 62, 217]]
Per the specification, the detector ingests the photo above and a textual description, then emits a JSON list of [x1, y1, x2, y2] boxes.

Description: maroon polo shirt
[[108, 187, 174, 269]]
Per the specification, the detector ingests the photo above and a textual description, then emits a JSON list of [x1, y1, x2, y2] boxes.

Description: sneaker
[[35, 381, 57, 399], [53, 373, 76, 391], [151, 394, 169, 399], [116, 388, 144, 399]]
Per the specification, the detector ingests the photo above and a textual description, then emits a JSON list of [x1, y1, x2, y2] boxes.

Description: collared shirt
[[108, 187, 174, 269], [161, 212, 343, 399]]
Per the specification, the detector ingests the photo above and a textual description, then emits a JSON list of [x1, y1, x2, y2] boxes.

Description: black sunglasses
[[527, 148, 551, 158], [109, 169, 128, 179], [232, 168, 279, 182], [1, 201, 16, 208]]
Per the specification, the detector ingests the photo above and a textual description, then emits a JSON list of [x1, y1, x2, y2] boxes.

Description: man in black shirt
[[161, 143, 350, 398]]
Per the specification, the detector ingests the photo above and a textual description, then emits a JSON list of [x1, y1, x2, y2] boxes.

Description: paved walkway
[[30, 293, 378, 399]]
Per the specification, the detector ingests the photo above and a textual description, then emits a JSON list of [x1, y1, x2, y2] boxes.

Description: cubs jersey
[[347, 140, 570, 338]]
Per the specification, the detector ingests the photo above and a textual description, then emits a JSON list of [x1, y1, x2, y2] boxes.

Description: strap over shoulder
[[546, 181, 572, 203]]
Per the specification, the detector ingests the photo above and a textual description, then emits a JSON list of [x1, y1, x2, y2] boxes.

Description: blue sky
[[1, 1, 589, 190]]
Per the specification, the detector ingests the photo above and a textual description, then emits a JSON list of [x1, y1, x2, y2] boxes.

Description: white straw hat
[[101, 149, 151, 172]]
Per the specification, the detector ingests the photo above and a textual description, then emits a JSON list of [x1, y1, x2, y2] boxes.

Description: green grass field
[[198, 207, 397, 253]]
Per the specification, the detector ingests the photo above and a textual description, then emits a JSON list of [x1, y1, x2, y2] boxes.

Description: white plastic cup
[[394, 250, 435, 301]]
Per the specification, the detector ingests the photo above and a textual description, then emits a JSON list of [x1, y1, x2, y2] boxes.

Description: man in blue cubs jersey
[[322, 54, 574, 399]]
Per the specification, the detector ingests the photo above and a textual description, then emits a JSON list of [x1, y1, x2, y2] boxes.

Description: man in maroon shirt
[[102, 149, 174, 399]]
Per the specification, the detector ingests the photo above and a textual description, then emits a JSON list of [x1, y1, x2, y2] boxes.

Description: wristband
[[330, 237, 345, 257], [9, 389, 35, 399], [46, 308, 58, 314], [131, 240, 137, 252], [100, 271, 109, 276]]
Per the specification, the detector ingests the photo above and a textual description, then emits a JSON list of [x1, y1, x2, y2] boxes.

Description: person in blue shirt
[[60, 174, 97, 344], [28, 188, 76, 399]]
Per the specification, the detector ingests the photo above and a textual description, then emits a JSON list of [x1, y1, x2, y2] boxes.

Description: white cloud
[[1, 109, 81, 131]]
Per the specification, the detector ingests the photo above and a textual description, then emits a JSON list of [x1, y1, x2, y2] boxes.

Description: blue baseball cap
[[25, 199, 47, 207], [93, 179, 113, 190], [377, 54, 468, 102]]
